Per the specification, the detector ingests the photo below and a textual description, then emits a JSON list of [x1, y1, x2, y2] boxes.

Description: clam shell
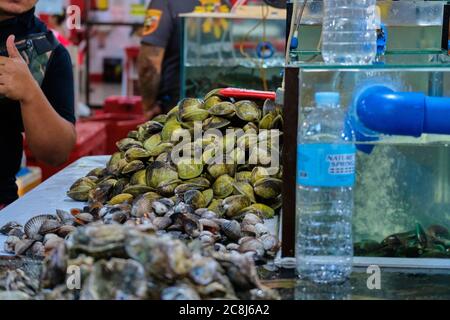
[[30, 241, 45, 258], [241, 224, 257, 237], [259, 234, 280, 255], [199, 219, 220, 234], [221, 195, 251, 219], [239, 238, 265, 258], [0, 222, 22, 235], [74, 213, 94, 226], [57, 225, 77, 238], [200, 210, 218, 220], [4, 236, 21, 254], [44, 237, 64, 253], [177, 160, 204, 180], [242, 213, 263, 226], [121, 160, 145, 175], [39, 220, 63, 235], [212, 175, 235, 199], [235, 100, 261, 122], [7, 228, 24, 238], [220, 220, 242, 241], [254, 223, 269, 236], [125, 148, 152, 162], [116, 138, 143, 152], [203, 116, 231, 130], [24, 215, 57, 240], [214, 243, 227, 253], [152, 201, 170, 216], [67, 185, 92, 202], [43, 233, 59, 244], [15, 239, 37, 256], [153, 217, 173, 230], [108, 193, 134, 205], [226, 243, 240, 251], [208, 102, 235, 117], [203, 95, 223, 110], [153, 114, 168, 124], [254, 178, 282, 200], [184, 190, 207, 210], [181, 214, 203, 238], [56, 209, 75, 225], [233, 181, 256, 203]]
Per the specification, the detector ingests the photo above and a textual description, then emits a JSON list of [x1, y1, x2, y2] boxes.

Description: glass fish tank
[[289, 0, 446, 63], [296, 57, 450, 266], [180, 11, 286, 98]]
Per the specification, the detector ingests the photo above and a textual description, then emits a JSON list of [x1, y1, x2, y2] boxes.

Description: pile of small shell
[[41, 223, 280, 300], [2, 198, 280, 262], [2, 91, 282, 260], [63, 89, 283, 261], [1, 210, 78, 258]]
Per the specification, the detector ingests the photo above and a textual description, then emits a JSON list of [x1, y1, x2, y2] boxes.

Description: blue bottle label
[[297, 144, 356, 187]]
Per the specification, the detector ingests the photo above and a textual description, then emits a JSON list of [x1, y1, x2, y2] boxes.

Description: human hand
[[0, 35, 39, 103]]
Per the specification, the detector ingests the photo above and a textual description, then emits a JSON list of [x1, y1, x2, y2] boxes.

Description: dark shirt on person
[[0, 8, 75, 206], [141, 0, 199, 111]]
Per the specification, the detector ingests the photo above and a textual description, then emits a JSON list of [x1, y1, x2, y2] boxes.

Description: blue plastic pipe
[[355, 85, 450, 137]]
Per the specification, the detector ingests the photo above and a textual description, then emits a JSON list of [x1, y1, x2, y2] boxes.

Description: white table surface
[[0, 156, 109, 256]]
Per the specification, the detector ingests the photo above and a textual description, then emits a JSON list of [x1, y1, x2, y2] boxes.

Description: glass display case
[[281, 1, 450, 268], [180, 11, 286, 98], [288, 0, 446, 63], [297, 61, 450, 264]]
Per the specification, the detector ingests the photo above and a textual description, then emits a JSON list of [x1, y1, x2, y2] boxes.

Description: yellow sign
[[130, 4, 147, 17], [193, 0, 230, 39]]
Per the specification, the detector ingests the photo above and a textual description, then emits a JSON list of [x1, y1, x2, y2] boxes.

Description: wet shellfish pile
[[41, 223, 280, 300], [64, 90, 283, 261], [0, 90, 284, 300]]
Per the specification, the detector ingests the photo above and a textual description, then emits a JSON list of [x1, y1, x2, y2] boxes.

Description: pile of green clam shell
[[65, 89, 283, 261], [68, 90, 283, 208]]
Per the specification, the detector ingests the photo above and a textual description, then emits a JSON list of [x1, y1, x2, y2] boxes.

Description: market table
[[0, 156, 110, 256]]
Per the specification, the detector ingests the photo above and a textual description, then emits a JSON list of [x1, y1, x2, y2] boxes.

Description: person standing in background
[[138, 0, 200, 118]]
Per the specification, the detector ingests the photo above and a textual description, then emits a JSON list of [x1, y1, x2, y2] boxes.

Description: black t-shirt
[[141, 0, 199, 111], [0, 8, 75, 205]]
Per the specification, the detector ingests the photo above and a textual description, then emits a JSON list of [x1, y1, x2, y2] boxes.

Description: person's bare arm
[[138, 44, 165, 114], [21, 87, 76, 166], [0, 35, 76, 166]]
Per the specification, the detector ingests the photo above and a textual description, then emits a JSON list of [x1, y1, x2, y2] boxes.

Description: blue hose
[[348, 84, 450, 153]]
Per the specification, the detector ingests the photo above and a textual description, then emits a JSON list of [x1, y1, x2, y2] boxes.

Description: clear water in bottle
[[322, 0, 378, 65], [296, 92, 355, 284]]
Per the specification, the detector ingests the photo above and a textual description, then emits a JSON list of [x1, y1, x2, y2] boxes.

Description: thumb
[[6, 35, 21, 59]]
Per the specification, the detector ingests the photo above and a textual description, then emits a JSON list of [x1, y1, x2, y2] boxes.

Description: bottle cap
[[315, 92, 340, 106]]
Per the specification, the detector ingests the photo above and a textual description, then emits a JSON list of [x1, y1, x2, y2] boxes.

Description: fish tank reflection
[[180, 12, 285, 98], [298, 59, 450, 260]]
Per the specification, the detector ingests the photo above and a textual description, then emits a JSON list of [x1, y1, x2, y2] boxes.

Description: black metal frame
[[442, 4, 450, 52], [280, 2, 298, 258], [281, 67, 299, 258]]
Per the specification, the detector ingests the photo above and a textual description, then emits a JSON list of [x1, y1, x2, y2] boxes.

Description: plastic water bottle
[[296, 92, 355, 284], [322, 0, 378, 65]]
